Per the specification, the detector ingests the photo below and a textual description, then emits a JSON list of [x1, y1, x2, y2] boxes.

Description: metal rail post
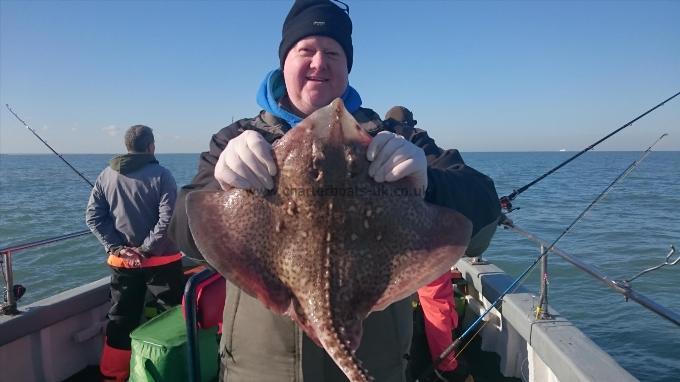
[[0, 229, 92, 316], [1, 250, 19, 315], [536, 245, 551, 319]]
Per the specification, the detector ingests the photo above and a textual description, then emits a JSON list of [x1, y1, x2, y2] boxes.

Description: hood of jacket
[[256, 69, 362, 128], [109, 153, 158, 175]]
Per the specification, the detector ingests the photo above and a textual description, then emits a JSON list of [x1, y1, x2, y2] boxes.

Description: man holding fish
[[170, 1, 500, 381]]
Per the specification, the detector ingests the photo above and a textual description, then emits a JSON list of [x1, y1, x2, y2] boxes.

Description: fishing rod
[[416, 133, 669, 382], [5, 104, 95, 188], [499, 90, 680, 212]]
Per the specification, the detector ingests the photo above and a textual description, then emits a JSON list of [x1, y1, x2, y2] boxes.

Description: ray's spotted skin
[[187, 99, 472, 382]]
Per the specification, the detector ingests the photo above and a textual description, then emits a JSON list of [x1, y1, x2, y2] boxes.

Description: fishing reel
[[0, 285, 25, 315], [499, 195, 520, 213], [13, 284, 26, 302]]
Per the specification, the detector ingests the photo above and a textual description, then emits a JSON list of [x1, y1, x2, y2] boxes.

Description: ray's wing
[[370, 199, 472, 312], [186, 190, 293, 314]]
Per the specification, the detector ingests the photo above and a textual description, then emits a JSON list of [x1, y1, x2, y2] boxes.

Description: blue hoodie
[[256, 69, 362, 128]]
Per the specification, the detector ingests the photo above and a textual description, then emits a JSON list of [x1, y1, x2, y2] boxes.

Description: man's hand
[[117, 247, 145, 268], [367, 131, 428, 196], [215, 130, 277, 191]]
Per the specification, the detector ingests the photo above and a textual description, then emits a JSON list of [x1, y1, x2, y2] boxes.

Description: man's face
[[283, 36, 348, 117]]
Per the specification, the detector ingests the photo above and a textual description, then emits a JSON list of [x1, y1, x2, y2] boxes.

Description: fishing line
[[416, 133, 668, 382], [5, 104, 95, 188], [499, 91, 679, 212]]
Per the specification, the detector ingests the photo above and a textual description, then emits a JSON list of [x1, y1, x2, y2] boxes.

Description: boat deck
[[1, 258, 638, 382]]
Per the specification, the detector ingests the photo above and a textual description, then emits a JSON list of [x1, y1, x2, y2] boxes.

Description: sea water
[[1, 151, 678, 381]]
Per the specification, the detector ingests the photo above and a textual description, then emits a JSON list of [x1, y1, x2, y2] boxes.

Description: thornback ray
[[187, 98, 472, 382]]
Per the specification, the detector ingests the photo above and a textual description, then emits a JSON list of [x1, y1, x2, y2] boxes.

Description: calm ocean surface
[[1, 151, 678, 381]]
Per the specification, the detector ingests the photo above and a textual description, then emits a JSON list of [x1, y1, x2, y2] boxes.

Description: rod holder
[[623, 245, 678, 284]]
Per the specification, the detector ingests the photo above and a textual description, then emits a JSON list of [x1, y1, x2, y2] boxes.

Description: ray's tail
[[319, 316, 373, 382], [318, 257, 373, 381]]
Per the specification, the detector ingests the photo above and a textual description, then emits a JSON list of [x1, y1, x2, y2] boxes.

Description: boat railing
[[0, 229, 92, 315], [3, 220, 677, 327], [497, 219, 680, 326]]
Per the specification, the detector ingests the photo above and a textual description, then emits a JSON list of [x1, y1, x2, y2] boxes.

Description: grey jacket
[[169, 107, 501, 381], [86, 155, 179, 256]]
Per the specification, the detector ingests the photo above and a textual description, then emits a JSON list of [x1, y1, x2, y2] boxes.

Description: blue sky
[[1, 0, 678, 154]]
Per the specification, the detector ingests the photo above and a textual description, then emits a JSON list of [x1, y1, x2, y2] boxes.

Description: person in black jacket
[[385, 107, 482, 382], [169, 1, 500, 381]]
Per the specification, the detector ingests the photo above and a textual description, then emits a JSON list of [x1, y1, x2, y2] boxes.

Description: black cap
[[385, 106, 417, 127], [279, 0, 353, 72]]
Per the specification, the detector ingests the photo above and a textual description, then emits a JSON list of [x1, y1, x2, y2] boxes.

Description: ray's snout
[[309, 98, 371, 147]]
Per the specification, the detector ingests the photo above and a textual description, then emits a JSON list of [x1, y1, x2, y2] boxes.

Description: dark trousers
[[406, 303, 432, 382], [106, 260, 184, 350]]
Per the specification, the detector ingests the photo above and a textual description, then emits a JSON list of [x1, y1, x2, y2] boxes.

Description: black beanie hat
[[279, 0, 353, 72]]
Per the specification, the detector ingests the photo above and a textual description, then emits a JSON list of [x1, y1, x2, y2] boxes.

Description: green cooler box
[[129, 305, 218, 382]]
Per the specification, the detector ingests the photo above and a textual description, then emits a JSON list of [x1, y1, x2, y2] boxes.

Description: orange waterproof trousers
[[417, 272, 459, 371]]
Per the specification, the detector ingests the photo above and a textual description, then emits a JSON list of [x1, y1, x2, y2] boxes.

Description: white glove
[[367, 131, 428, 196], [215, 130, 277, 191]]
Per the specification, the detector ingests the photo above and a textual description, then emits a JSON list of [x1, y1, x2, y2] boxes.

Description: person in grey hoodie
[[86, 124, 184, 382]]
